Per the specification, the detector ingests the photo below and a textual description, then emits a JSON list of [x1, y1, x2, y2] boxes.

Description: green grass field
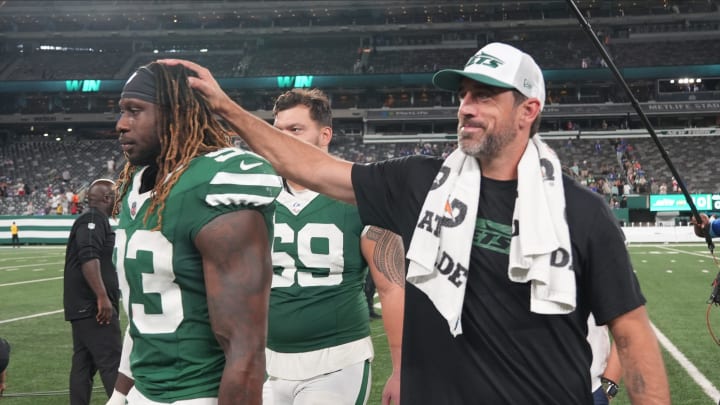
[[2, 244, 720, 404]]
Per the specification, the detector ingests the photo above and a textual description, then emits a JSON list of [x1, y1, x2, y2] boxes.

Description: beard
[[457, 120, 518, 160]]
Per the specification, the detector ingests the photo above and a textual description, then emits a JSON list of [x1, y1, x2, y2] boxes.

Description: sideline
[[649, 245, 714, 259], [0, 262, 63, 270], [0, 309, 63, 324], [641, 244, 720, 401], [0, 276, 63, 287], [652, 322, 720, 401]]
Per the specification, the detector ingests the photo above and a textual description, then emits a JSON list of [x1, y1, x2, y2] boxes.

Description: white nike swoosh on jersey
[[240, 161, 263, 171]]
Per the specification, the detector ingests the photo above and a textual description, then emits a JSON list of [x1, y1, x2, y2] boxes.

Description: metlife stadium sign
[[649, 194, 720, 212]]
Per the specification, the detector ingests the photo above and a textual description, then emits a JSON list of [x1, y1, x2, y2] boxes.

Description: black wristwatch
[[601, 377, 620, 399]]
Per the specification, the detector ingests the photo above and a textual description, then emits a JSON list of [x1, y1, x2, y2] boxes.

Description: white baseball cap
[[433, 42, 546, 111]]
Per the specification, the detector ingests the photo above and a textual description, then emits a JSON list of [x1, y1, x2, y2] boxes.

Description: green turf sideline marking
[[640, 245, 720, 400], [0, 261, 63, 270], [0, 245, 66, 248], [651, 245, 716, 259], [0, 387, 106, 398], [0, 309, 63, 324], [631, 243, 710, 247], [651, 321, 720, 401], [0, 276, 63, 287]]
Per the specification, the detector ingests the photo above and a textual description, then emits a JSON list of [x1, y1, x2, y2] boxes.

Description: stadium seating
[[0, 0, 719, 215], [0, 138, 123, 215], [4, 36, 720, 80]]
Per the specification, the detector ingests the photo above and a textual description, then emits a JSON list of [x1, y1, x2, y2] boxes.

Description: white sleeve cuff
[[105, 389, 127, 405]]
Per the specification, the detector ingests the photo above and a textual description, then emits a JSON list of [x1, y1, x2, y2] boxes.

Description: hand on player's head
[[156, 59, 231, 114]]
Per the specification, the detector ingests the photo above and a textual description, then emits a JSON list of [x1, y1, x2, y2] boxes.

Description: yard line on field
[[652, 245, 714, 259], [631, 243, 708, 247], [0, 276, 63, 287], [651, 322, 720, 401], [0, 309, 63, 324], [0, 261, 63, 270], [0, 246, 65, 250]]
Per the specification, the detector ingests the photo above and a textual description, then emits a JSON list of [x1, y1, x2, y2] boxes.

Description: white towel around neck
[[406, 137, 576, 337]]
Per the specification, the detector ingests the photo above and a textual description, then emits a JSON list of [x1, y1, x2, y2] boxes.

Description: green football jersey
[[268, 189, 370, 353], [113, 148, 281, 403]]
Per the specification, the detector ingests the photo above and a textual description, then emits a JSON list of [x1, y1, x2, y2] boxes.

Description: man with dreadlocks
[[111, 62, 282, 405]]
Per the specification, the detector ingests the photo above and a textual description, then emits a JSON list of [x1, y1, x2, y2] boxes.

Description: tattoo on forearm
[[367, 226, 406, 287], [613, 335, 647, 397], [626, 372, 647, 397]]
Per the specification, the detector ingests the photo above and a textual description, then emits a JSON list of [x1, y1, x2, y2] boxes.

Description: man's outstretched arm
[[158, 58, 357, 204]]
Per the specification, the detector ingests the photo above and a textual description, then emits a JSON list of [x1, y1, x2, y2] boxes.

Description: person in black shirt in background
[[63, 179, 121, 405]]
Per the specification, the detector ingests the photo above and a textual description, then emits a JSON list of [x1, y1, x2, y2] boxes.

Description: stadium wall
[[0, 216, 118, 245], [0, 216, 702, 246], [622, 225, 699, 244]]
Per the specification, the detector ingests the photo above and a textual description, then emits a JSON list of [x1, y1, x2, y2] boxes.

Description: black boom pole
[[564, 0, 720, 304]]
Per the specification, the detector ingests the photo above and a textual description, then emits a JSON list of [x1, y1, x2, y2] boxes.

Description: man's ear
[[319, 126, 333, 147], [518, 98, 541, 129]]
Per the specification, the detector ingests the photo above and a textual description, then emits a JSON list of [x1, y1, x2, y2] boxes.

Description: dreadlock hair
[[114, 62, 232, 229], [273, 88, 332, 128]]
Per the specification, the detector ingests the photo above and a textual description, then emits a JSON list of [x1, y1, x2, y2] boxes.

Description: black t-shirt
[[63, 207, 119, 321], [352, 155, 645, 405]]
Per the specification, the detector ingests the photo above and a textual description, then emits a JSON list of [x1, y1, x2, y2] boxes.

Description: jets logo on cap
[[465, 51, 504, 69]]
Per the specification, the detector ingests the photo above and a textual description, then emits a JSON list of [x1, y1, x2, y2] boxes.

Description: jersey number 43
[[115, 229, 184, 334]]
